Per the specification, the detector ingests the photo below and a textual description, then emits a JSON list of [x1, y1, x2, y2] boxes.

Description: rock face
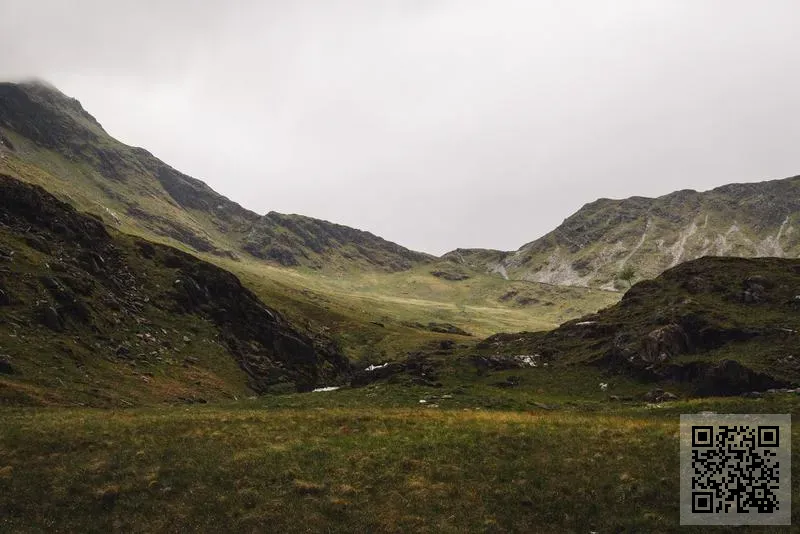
[[444, 177, 800, 288], [0, 81, 431, 272], [430, 268, 471, 281], [242, 211, 432, 271], [158, 246, 350, 392], [640, 324, 690, 363], [477, 256, 800, 396], [0, 175, 351, 403]]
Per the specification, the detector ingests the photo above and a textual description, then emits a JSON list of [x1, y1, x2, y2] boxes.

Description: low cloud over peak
[[3, 0, 800, 255]]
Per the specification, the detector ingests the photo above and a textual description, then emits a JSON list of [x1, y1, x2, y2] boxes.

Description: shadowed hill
[[0, 81, 430, 272], [0, 174, 350, 406], [243, 211, 432, 270], [478, 256, 800, 396]]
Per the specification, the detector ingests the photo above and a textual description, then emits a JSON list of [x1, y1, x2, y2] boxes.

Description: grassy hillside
[[0, 82, 258, 258], [0, 81, 619, 362], [0, 81, 431, 273], [207, 257, 617, 363], [446, 177, 800, 288], [0, 175, 349, 406], [476, 256, 800, 396]]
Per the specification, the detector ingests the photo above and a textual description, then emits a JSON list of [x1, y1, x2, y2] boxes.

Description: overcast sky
[[2, 1, 800, 255]]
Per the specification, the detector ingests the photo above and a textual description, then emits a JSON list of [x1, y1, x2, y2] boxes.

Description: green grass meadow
[[2, 391, 798, 533]]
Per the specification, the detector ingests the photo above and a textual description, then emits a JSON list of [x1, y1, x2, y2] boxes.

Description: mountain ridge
[[0, 81, 430, 272], [446, 175, 800, 288], [5, 80, 799, 291]]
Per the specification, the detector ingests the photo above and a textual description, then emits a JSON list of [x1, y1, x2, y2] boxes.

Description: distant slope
[[440, 248, 510, 279], [0, 81, 430, 272], [0, 175, 350, 406], [479, 256, 800, 395], [243, 211, 432, 270], [445, 177, 800, 288]]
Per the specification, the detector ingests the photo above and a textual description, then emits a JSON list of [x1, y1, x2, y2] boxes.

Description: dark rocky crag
[[478, 256, 800, 396], [0, 174, 350, 404]]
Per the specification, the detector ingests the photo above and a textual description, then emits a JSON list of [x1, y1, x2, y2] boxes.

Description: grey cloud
[[2, 1, 800, 254]]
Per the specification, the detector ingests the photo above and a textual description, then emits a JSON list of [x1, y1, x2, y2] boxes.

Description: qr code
[[680, 414, 791, 526]]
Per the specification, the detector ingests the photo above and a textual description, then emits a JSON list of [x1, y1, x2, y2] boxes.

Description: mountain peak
[[0, 81, 432, 273], [451, 175, 800, 289], [6, 80, 105, 132], [0, 81, 107, 155]]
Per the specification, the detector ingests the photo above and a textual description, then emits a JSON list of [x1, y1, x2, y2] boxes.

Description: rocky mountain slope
[[477, 256, 800, 396], [0, 81, 430, 272], [243, 211, 431, 270], [446, 177, 800, 288], [0, 174, 350, 406]]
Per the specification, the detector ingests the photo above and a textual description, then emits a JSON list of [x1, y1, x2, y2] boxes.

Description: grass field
[[210, 258, 619, 362], [2, 391, 798, 533]]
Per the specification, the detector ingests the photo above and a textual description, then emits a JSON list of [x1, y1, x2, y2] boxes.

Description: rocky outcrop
[[243, 211, 433, 272], [430, 269, 471, 281], [402, 321, 472, 336], [639, 324, 691, 363], [0, 175, 351, 402], [160, 246, 350, 391], [475, 256, 800, 396]]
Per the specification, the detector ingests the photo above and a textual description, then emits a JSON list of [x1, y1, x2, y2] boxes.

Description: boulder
[[494, 376, 521, 388], [41, 306, 62, 331], [430, 269, 470, 281], [0, 357, 15, 374], [640, 324, 690, 363], [351, 362, 404, 387], [642, 389, 679, 402], [741, 276, 772, 303], [24, 234, 51, 254], [693, 359, 785, 396]]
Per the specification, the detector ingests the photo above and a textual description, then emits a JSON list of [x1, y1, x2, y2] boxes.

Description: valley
[[1, 81, 799, 532]]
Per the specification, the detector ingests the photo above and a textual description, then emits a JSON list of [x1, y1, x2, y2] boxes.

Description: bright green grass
[[211, 257, 618, 361]]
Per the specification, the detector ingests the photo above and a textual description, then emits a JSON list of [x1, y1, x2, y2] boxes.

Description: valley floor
[[1, 391, 798, 533]]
